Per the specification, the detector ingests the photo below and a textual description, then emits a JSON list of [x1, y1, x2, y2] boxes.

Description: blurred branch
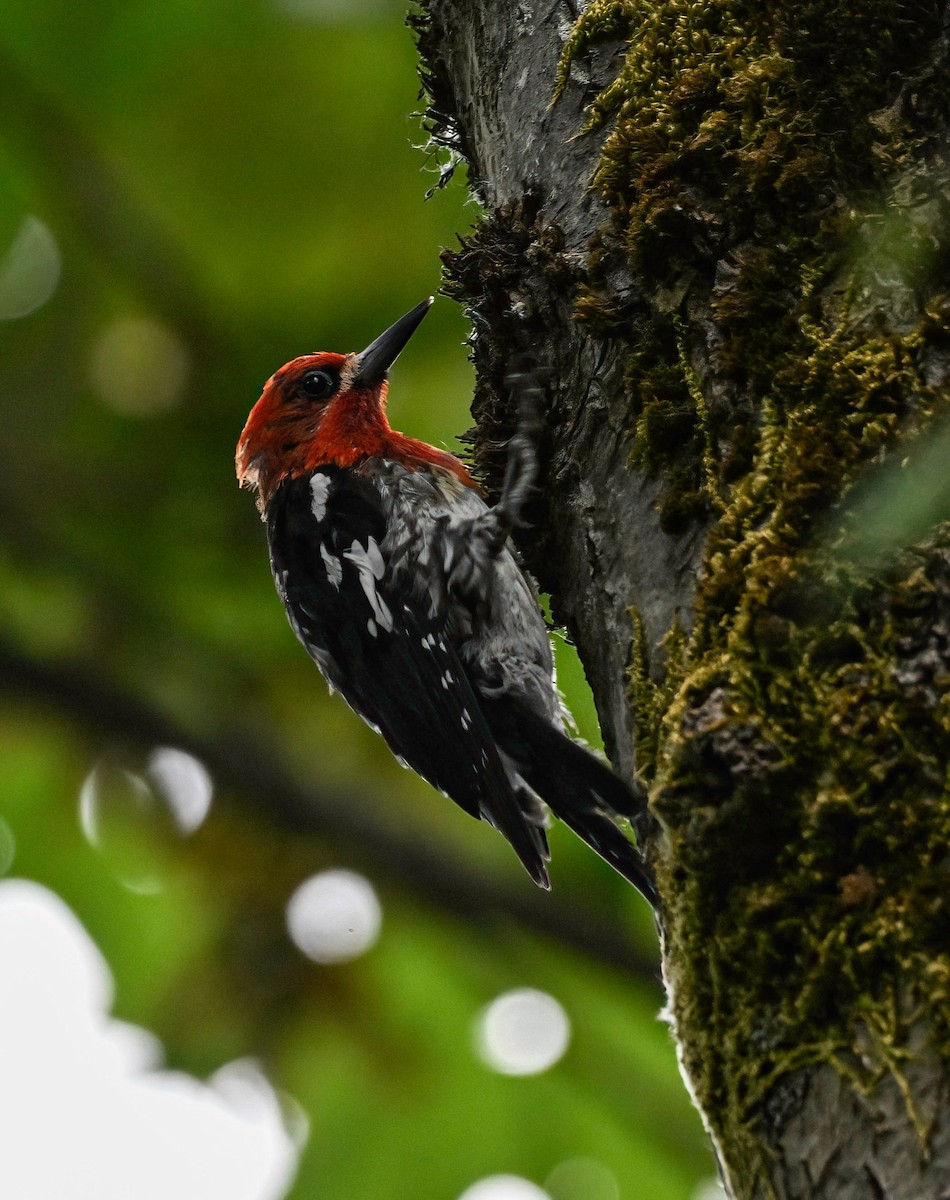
[[0, 46, 237, 360], [0, 635, 660, 986]]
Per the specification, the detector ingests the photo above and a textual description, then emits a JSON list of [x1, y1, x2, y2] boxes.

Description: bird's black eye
[[299, 369, 337, 401]]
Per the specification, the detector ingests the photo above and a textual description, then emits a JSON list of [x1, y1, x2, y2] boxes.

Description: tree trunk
[[414, 1, 950, 1196]]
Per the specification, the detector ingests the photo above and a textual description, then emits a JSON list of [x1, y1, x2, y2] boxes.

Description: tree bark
[[415, 1, 950, 1196]]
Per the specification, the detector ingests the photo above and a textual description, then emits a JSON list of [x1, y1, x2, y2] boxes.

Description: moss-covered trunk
[[417, 0, 950, 1195]]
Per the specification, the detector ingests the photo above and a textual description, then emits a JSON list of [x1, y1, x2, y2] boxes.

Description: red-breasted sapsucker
[[236, 299, 655, 905]]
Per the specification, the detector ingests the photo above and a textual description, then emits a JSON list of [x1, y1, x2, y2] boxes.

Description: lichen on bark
[[557, 0, 950, 1191]]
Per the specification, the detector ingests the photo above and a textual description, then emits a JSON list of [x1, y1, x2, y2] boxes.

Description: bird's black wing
[[266, 469, 550, 886]]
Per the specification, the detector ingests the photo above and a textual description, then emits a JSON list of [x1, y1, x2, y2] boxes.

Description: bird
[[235, 297, 656, 905]]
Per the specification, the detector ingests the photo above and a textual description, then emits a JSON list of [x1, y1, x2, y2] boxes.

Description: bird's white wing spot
[[320, 543, 343, 589], [344, 539, 394, 633], [367, 617, 378, 638], [309, 473, 332, 522], [364, 536, 385, 580]]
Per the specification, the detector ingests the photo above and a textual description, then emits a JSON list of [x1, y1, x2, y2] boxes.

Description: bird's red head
[[236, 298, 470, 509]]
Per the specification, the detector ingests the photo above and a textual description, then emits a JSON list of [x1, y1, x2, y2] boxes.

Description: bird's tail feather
[[484, 696, 657, 907]]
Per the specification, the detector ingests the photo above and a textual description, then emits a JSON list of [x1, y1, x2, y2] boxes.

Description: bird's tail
[[483, 695, 658, 907]]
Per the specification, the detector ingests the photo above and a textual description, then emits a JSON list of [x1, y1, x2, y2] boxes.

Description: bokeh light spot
[[211, 1060, 310, 1153], [285, 869, 382, 964], [147, 747, 213, 835], [458, 1176, 551, 1200], [79, 763, 165, 895], [0, 880, 302, 1200], [89, 316, 189, 416], [0, 215, 61, 319], [545, 1157, 620, 1200], [475, 988, 571, 1076], [78, 753, 208, 895]]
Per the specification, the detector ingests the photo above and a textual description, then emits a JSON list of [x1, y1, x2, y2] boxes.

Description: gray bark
[[768, 1038, 950, 1199], [417, 1, 704, 774]]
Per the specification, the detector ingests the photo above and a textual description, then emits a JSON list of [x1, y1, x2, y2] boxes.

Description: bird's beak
[[353, 297, 433, 387]]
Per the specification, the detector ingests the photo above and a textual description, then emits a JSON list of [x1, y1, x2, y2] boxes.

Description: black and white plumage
[[236, 299, 656, 904]]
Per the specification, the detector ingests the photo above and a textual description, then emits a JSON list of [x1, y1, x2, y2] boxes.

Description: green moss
[[646, 534, 950, 1188], [628, 610, 688, 781], [557, 0, 946, 522], [561, 0, 950, 1190]]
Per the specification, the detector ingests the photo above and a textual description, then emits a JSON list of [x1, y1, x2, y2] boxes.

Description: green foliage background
[[0, 1, 713, 1196]]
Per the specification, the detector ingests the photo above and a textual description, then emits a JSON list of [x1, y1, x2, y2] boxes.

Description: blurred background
[[0, 1, 717, 1197]]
